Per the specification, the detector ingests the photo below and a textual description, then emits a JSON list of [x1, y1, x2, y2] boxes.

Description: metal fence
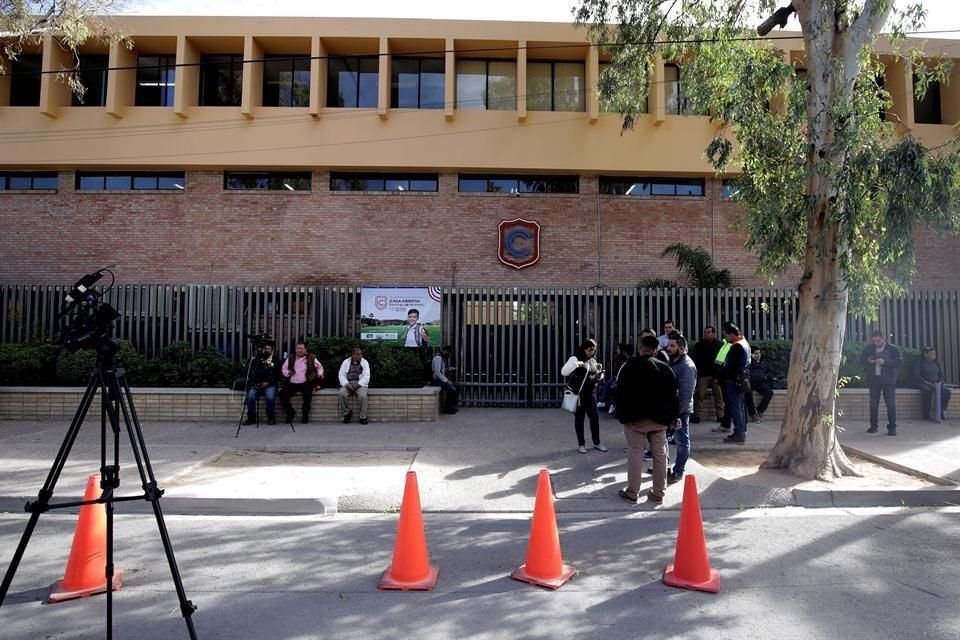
[[3, 284, 958, 404]]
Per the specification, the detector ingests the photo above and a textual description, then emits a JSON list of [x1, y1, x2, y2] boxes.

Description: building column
[[445, 37, 455, 120], [174, 35, 199, 119], [517, 40, 527, 122], [652, 54, 665, 125], [241, 35, 263, 119], [106, 41, 137, 118], [886, 56, 913, 132], [378, 36, 390, 119], [310, 36, 326, 117], [40, 34, 71, 118], [586, 44, 599, 123]]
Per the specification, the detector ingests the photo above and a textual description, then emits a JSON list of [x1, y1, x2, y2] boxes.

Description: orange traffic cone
[[511, 469, 576, 589], [663, 474, 719, 593], [49, 474, 123, 603], [378, 471, 438, 590]]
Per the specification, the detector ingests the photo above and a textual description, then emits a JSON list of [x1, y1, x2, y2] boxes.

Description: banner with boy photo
[[359, 286, 442, 347]]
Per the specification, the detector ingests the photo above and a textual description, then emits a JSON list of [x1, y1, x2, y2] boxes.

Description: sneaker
[[758, 412, 765, 421], [723, 435, 746, 445], [667, 471, 682, 485], [593, 443, 609, 452], [866, 425, 879, 433], [608, 404, 616, 415], [343, 411, 353, 424], [577, 446, 588, 454], [618, 488, 638, 504], [711, 425, 731, 433], [597, 402, 607, 409], [749, 414, 760, 423], [887, 429, 897, 436], [690, 415, 701, 424], [359, 418, 368, 425], [646, 493, 664, 505]]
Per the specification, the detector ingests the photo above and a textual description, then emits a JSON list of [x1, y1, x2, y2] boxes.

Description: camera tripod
[[0, 341, 198, 640]]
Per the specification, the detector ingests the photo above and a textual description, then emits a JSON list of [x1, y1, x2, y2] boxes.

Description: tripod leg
[[236, 357, 257, 438], [0, 369, 101, 607], [114, 372, 198, 639]]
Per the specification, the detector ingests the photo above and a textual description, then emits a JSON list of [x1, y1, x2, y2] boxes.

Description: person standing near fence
[[561, 338, 608, 455], [666, 333, 697, 485], [690, 325, 724, 424], [861, 330, 900, 436]]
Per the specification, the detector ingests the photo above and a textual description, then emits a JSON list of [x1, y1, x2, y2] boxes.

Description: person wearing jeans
[[666, 333, 697, 484], [719, 322, 751, 444], [861, 330, 900, 435]]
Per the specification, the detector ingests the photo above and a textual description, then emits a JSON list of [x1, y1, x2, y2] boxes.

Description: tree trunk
[[762, 228, 862, 480]]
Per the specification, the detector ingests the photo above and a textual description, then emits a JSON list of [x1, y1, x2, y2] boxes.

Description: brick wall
[[0, 171, 956, 289]]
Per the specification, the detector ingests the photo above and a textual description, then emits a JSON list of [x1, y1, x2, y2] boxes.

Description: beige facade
[[1, 17, 958, 172]]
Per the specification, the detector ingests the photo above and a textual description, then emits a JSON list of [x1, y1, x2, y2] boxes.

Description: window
[[10, 55, 42, 106], [327, 57, 379, 108], [914, 75, 942, 125], [135, 55, 176, 107], [263, 55, 310, 107], [721, 179, 741, 200], [527, 61, 585, 112], [456, 60, 516, 110], [71, 55, 108, 107], [458, 174, 578, 194], [597, 61, 647, 114], [330, 173, 438, 192], [224, 172, 311, 191], [391, 58, 445, 109], [76, 172, 186, 191], [0, 172, 58, 190], [664, 63, 699, 115], [600, 176, 705, 197], [200, 54, 243, 107]]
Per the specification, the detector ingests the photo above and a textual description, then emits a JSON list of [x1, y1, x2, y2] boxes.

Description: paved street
[[1, 409, 959, 638]]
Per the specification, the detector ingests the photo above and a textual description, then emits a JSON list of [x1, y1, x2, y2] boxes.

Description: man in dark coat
[[861, 330, 901, 436]]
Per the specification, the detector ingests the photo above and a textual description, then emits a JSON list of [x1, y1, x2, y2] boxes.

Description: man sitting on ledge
[[339, 345, 371, 424], [281, 341, 324, 424]]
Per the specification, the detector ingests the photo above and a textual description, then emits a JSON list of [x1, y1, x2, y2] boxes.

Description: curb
[[0, 496, 337, 517], [842, 445, 957, 487]]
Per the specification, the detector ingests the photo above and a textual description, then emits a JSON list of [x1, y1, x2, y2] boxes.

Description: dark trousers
[[745, 380, 773, 416], [574, 393, 601, 447], [917, 383, 951, 420], [869, 383, 897, 431], [724, 381, 748, 439], [281, 382, 314, 420], [433, 377, 459, 412]]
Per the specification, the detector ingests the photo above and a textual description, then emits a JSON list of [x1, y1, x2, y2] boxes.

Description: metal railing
[[2, 283, 957, 404]]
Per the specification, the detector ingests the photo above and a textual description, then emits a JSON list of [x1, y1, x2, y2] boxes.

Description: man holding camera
[[245, 343, 281, 425]]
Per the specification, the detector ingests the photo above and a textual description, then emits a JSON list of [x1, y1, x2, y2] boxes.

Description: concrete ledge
[[0, 386, 440, 423], [700, 388, 927, 421]]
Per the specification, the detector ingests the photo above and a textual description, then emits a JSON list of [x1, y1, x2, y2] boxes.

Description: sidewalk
[[0, 408, 957, 516]]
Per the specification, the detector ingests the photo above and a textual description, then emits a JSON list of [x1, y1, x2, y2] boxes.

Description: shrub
[[749, 339, 792, 381], [304, 336, 429, 388], [839, 341, 920, 388], [0, 340, 60, 385]]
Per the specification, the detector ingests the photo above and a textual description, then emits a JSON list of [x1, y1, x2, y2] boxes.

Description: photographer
[[245, 343, 281, 425]]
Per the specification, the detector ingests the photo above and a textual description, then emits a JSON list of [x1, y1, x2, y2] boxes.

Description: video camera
[[58, 266, 120, 354], [248, 333, 275, 357]]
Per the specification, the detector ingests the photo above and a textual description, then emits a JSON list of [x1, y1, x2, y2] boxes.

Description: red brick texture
[[0, 171, 956, 289]]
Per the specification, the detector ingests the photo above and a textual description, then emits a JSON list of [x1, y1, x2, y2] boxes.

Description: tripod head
[[57, 266, 121, 360]]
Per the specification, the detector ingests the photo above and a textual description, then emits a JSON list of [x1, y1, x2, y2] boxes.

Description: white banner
[[359, 286, 442, 346]]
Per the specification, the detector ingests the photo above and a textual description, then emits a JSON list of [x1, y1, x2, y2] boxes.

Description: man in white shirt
[[338, 345, 371, 424]]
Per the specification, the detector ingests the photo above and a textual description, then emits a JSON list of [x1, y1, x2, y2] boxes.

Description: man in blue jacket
[[719, 322, 751, 445]]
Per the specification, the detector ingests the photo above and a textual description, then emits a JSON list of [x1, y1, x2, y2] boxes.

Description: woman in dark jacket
[[561, 338, 608, 454]]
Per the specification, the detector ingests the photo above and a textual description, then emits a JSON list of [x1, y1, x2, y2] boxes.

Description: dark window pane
[[488, 178, 516, 193], [392, 58, 420, 108], [105, 175, 131, 190], [358, 57, 379, 108], [385, 179, 409, 191], [409, 178, 437, 192], [626, 182, 650, 196], [71, 55, 109, 107], [676, 180, 704, 196], [914, 77, 942, 124], [458, 177, 487, 192], [133, 175, 158, 190], [8, 176, 32, 189], [651, 182, 675, 196], [32, 175, 58, 189], [292, 63, 310, 107], [420, 59, 445, 109], [331, 177, 351, 191], [0, 179, 5, 190], [721, 180, 740, 200], [136, 55, 176, 106], [264, 55, 310, 107], [200, 55, 242, 107], [10, 55, 42, 106], [328, 58, 357, 107], [158, 175, 184, 190], [79, 175, 104, 190], [282, 175, 311, 191]]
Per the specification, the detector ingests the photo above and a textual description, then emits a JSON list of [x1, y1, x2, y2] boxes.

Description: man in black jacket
[[244, 344, 281, 425], [615, 335, 678, 505], [689, 325, 724, 423], [862, 330, 900, 435]]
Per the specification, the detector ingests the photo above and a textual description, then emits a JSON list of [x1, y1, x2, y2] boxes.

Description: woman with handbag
[[561, 338, 609, 454]]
